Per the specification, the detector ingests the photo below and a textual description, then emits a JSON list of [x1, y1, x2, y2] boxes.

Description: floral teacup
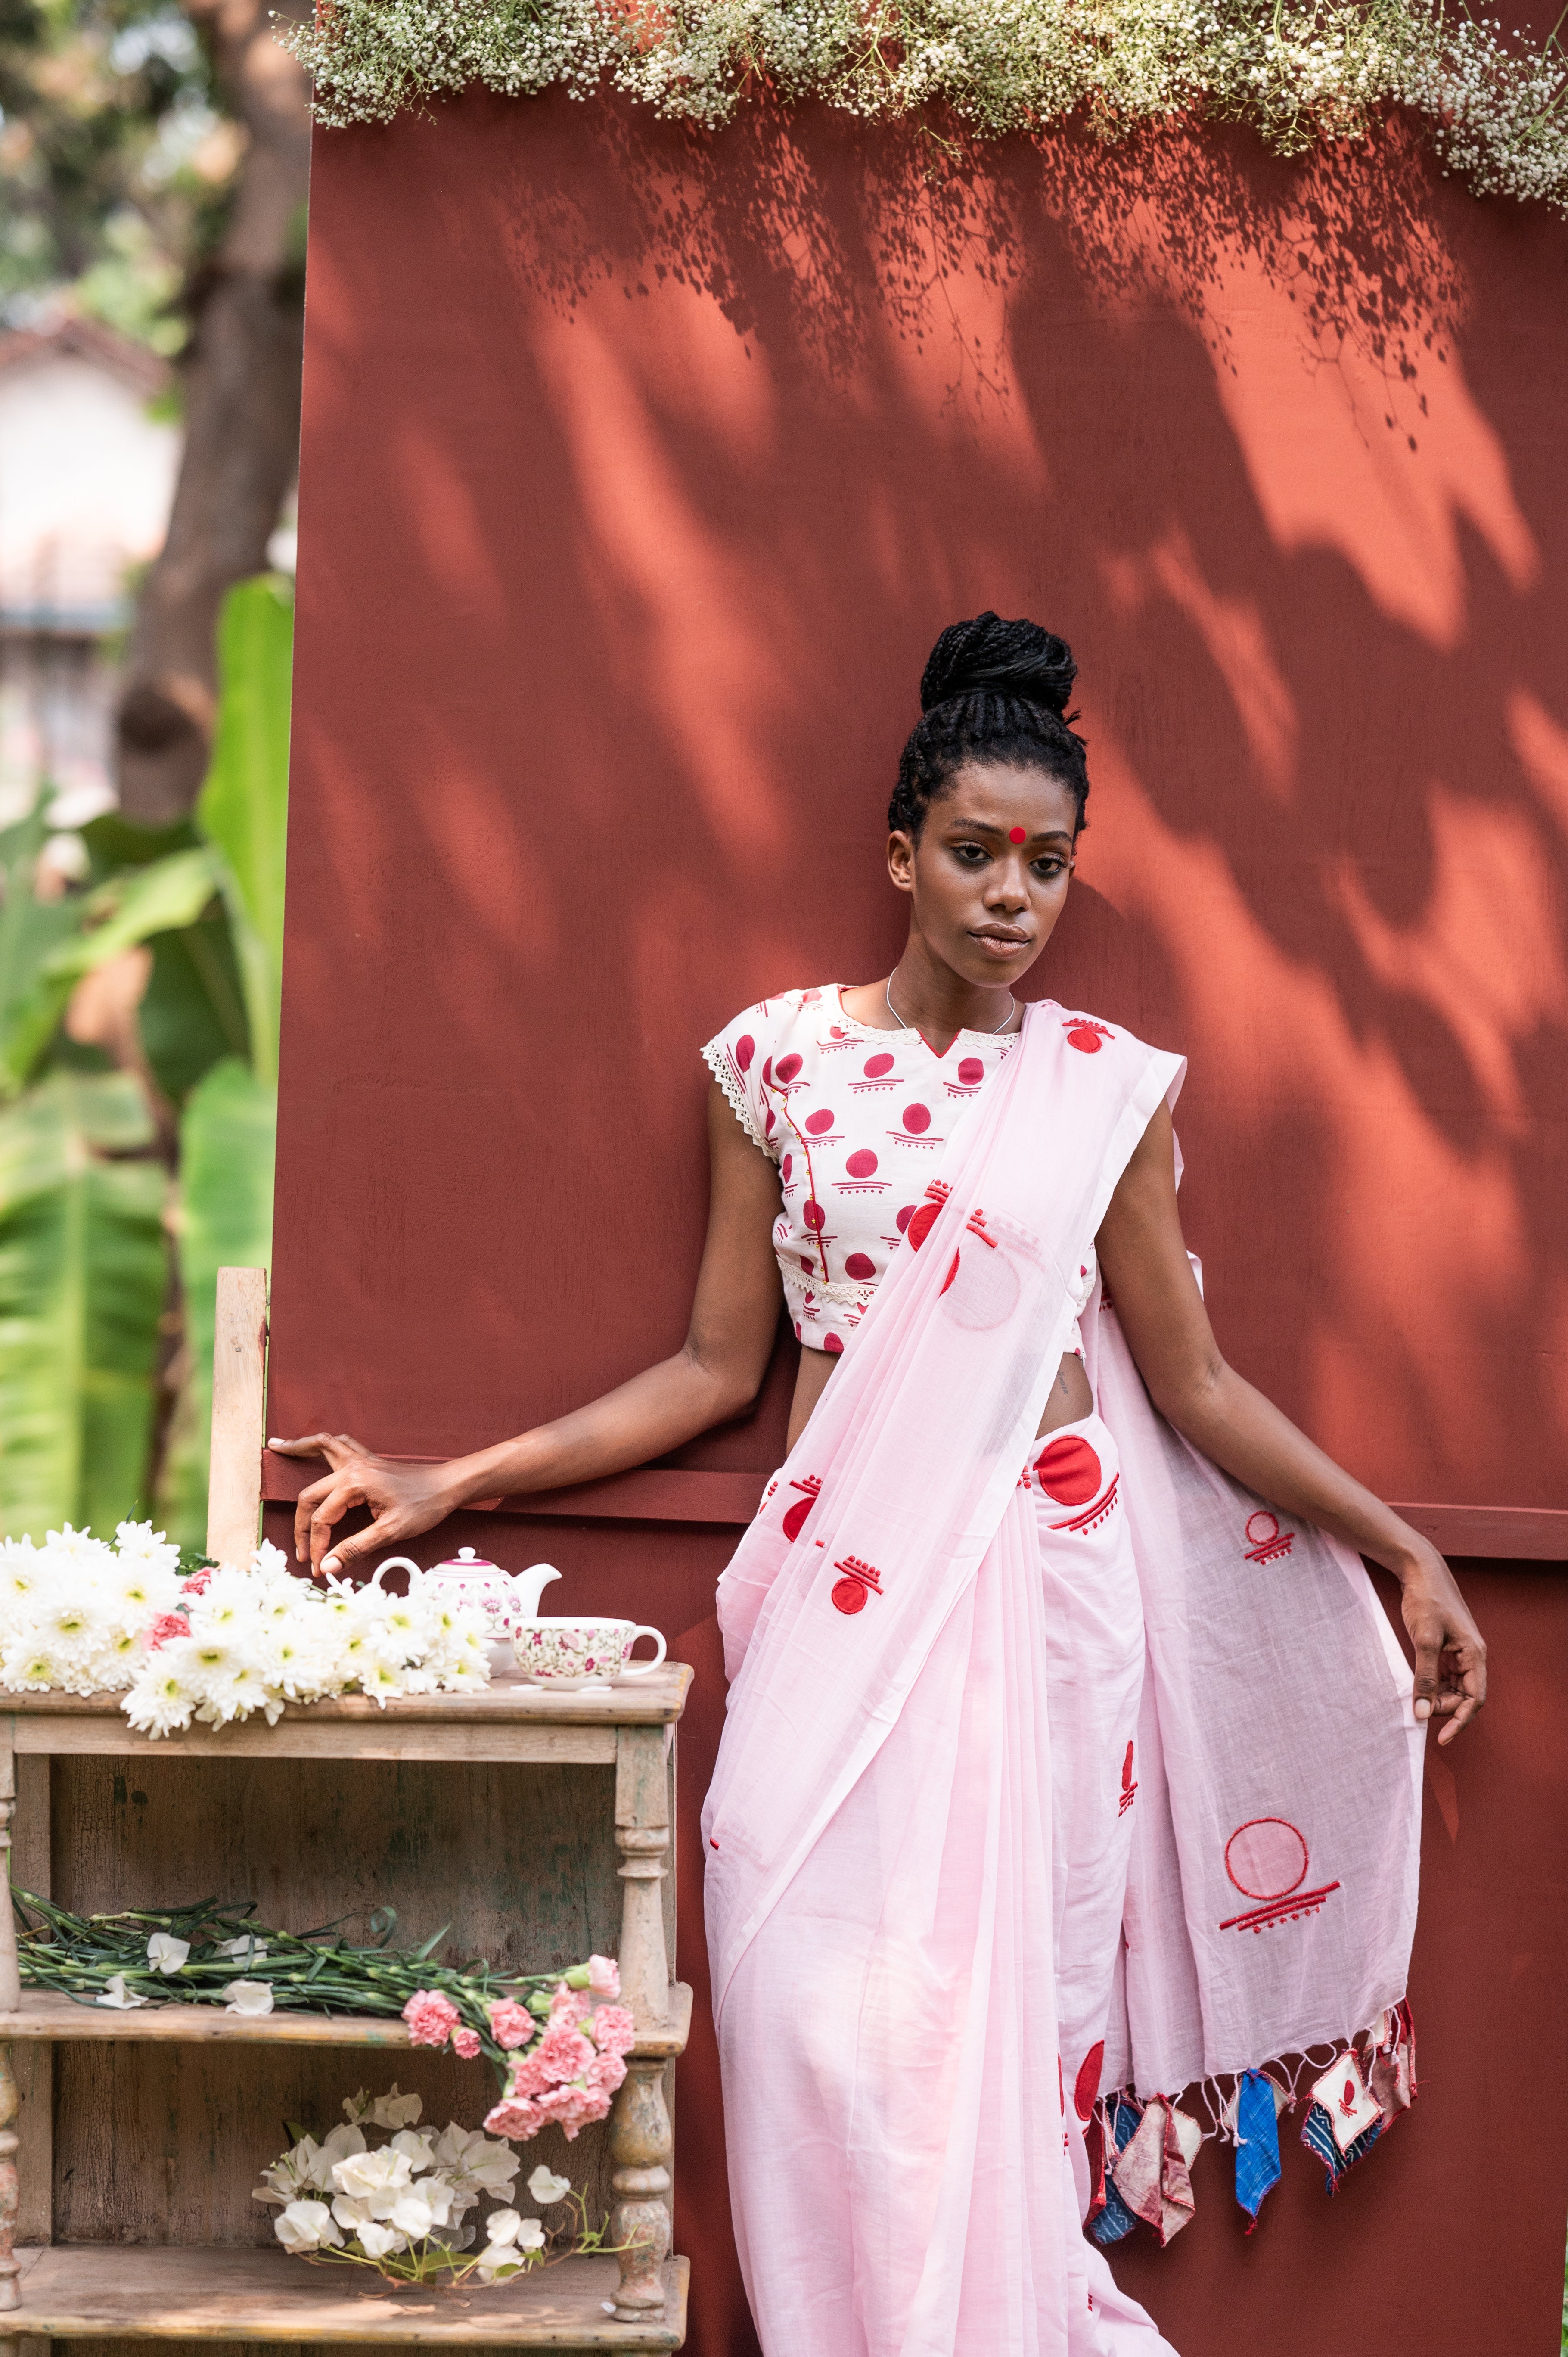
[[511, 1615, 667, 1690]]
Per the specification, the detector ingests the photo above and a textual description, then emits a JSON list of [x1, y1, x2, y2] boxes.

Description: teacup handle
[[368, 1557, 422, 1593], [616, 1625, 668, 1679]]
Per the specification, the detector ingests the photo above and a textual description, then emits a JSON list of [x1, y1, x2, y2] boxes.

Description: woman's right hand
[[267, 1433, 467, 1578]]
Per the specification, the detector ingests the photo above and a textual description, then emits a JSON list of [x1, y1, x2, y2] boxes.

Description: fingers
[[1409, 1620, 1443, 1726], [318, 1517, 401, 1578], [269, 1431, 372, 1465], [306, 1477, 368, 1575]]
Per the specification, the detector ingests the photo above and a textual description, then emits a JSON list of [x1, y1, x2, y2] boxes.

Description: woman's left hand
[[1399, 1544, 1487, 1745]]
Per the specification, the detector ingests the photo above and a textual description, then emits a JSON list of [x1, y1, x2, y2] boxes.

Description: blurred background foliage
[[0, 572, 287, 1546]]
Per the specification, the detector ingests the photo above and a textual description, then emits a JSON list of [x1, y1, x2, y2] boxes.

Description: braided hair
[[888, 613, 1089, 840]]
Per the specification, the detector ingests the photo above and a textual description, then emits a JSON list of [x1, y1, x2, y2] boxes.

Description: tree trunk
[[115, 0, 311, 825]]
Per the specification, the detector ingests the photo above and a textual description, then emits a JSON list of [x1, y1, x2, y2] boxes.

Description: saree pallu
[[702, 1002, 1424, 2357]]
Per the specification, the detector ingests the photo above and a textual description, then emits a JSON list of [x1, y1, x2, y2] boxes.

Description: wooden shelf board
[[0, 1983, 694, 2058], [0, 2246, 689, 2345], [0, 1666, 690, 1728]]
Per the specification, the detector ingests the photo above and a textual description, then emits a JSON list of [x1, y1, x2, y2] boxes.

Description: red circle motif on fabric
[[863, 1052, 895, 1079], [845, 1149, 879, 1178], [1033, 1434, 1102, 1505], [903, 1103, 932, 1134], [906, 1201, 941, 1250], [1073, 2042, 1106, 2123], [823, 1333, 844, 1356], [845, 1253, 876, 1281], [803, 1200, 825, 1231], [1245, 1510, 1279, 1547], [775, 1053, 803, 1085], [1066, 1025, 1105, 1054], [895, 1204, 916, 1234], [734, 1034, 754, 1072], [957, 1057, 984, 1086], [781, 1153, 792, 1182], [941, 1250, 961, 1294], [832, 1576, 866, 1614], [1224, 1818, 1309, 1901], [806, 1108, 835, 1134]]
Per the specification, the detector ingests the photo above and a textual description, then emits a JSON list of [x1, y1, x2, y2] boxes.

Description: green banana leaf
[[156, 1058, 277, 1553], [197, 577, 292, 1085], [0, 1072, 168, 1539], [0, 801, 85, 1096]]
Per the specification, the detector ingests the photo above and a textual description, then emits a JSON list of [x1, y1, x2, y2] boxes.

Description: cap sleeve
[[702, 1005, 776, 1161]]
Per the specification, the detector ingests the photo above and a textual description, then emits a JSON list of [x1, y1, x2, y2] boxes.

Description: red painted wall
[[274, 90, 1568, 2354]]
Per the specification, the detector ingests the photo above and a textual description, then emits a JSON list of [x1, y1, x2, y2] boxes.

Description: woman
[[275, 615, 1485, 2357]]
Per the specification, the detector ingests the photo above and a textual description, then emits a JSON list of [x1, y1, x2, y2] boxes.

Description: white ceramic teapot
[[374, 1547, 562, 1660]]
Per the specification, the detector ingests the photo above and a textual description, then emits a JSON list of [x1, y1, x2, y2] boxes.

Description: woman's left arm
[[1096, 1102, 1487, 1746]]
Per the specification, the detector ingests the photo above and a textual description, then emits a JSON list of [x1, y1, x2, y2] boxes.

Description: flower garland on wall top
[[0, 1524, 490, 1733], [286, 0, 1568, 215]]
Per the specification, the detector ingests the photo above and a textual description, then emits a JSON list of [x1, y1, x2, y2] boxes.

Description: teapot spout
[[509, 1562, 562, 1620]]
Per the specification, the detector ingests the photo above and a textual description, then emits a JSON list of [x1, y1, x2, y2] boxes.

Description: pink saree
[[702, 1001, 1424, 2357]]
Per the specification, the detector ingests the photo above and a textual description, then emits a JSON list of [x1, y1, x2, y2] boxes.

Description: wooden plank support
[[0, 1738, 19, 2311], [208, 1268, 269, 1569], [610, 1725, 674, 2324]]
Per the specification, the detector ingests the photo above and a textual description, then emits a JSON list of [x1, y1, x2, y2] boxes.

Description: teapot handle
[[614, 1625, 668, 1681], [368, 1556, 423, 1594]]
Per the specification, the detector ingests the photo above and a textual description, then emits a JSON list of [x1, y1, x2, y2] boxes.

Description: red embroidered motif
[[1049, 1474, 1121, 1533], [940, 1251, 961, 1295], [964, 1209, 998, 1247], [1034, 1433, 1102, 1506], [1074, 2042, 1106, 2121], [1244, 1509, 1295, 1563], [1220, 1817, 1340, 1934], [1065, 1018, 1113, 1054], [906, 1182, 950, 1251], [1118, 1741, 1138, 1817], [782, 1476, 821, 1542], [830, 1555, 884, 1614]]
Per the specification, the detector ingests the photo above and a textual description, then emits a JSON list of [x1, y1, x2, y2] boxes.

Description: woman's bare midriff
[[786, 1343, 1091, 1455]]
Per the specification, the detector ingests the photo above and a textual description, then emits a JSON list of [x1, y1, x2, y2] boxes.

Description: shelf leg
[[608, 2056, 672, 2323], [614, 1726, 670, 2031], [0, 1740, 19, 2310]]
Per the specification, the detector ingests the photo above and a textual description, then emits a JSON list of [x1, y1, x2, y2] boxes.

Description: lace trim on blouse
[[702, 1039, 773, 1160]]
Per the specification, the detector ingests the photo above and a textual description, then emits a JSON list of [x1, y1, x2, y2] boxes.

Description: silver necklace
[[885, 971, 1016, 1035]]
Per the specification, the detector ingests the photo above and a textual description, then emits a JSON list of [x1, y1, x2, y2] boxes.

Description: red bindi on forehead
[[1009, 827, 1027, 844]]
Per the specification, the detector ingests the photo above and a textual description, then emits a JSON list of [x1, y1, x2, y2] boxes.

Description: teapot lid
[[431, 1544, 499, 1572]]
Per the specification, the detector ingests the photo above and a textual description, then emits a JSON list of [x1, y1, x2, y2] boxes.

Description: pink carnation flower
[[484, 2093, 545, 2140], [402, 1990, 460, 2048], [504, 2050, 553, 2099], [586, 2050, 627, 2097], [535, 2022, 595, 2082], [146, 1613, 190, 1649], [547, 1980, 590, 2030], [487, 1998, 535, 2050], [181, 1570, 212, 1597], [537, 2083, 610, 2139], [587, 1955, 620, 1999], [591, 2006, 636, 2058], [452, 2027, 481, 2060]]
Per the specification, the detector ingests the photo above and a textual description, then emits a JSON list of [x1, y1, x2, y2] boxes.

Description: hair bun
[[919, 612, 1077, 717]]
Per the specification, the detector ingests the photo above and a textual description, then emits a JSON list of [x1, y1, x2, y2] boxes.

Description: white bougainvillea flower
[[432, 2123, 520, 2198], [354, 2219, 401, 2259], [527, 2166, 571, 2205], [146, 1933, 190, 1975], [96, 1974, 149, 2010], [332, 2145, 414, 2205], [274, 2199, 343, 2253], [222, 1979, 275, 2016], [348, 2086, 423, 2130]]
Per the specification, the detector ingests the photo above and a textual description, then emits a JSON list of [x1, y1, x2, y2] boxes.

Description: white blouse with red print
[[704, 985, 1097, 1357]]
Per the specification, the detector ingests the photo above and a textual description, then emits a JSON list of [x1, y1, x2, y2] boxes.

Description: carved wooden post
[[608, 2058, 673, 2323], [207, 1267, 268, 1568], [614, 1724, 670, 2030], [611, 1721, 672, 2319], [0, 1739, 22, 2311]]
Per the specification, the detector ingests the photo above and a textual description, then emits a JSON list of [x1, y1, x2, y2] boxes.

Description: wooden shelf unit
[[0, 1667, 694, 2345], [0, 2246, 691, 2346]]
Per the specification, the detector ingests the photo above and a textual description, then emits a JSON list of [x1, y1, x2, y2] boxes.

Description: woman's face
[[889, 761, 1079, 992]]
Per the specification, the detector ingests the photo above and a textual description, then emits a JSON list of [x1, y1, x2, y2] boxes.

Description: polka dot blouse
[[703, 984, 1022, 1356]]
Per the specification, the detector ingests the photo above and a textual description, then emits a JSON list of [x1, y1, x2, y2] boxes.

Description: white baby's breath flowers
[[281, 0, 1568, 215], [0, 1524, 491, 1737]]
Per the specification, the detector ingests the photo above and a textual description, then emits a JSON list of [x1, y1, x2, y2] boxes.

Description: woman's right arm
[[270, 1081, 784, 1574]]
